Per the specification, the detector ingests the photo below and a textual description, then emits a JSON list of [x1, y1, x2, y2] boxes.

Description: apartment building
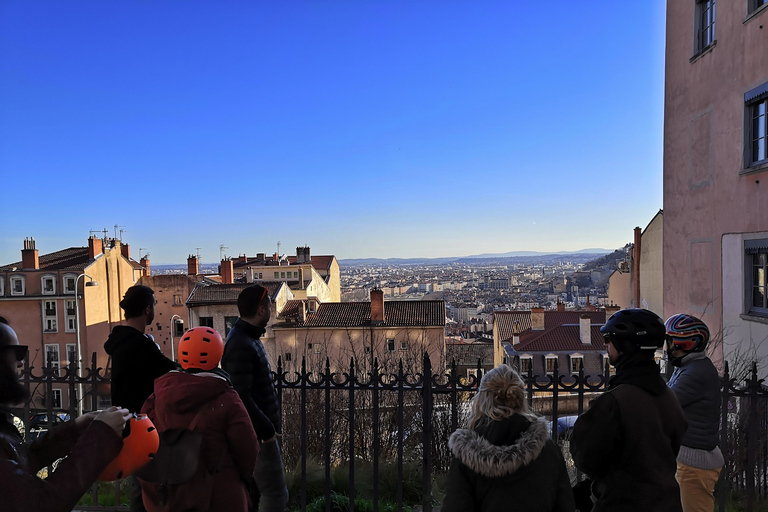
[[0, 236, 146, 409], [663, 0, 768, 371]]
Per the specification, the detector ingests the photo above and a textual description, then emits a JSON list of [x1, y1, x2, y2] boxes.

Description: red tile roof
[[496, 310, 608, 353], [285, 300, 445, 328], [512, 325, 605, 353], [494, 311, 532, 340], [186, 281, 283, 306], [0, 247, 93, 272], [279, 299, 304, 319]]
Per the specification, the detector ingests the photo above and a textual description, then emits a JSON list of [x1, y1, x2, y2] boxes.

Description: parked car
[[27, 412, 68, 440], [548, 414, 579, 441]]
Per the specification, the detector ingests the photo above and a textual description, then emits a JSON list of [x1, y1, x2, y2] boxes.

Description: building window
[[274, 272, 279, 278], [10, 275, 25, 296], [746, 83, 768, 168], [570, 355, 584, 374], [0, 277, 4, 296], [225, 316, 238, 336], [258, 272, 263, 279], [285, 352, 292, 362], [173, 319, 185, 337], [695, 0, 716, 54], [313, 344, 322, 354], [63, 274, 76, 294], [51, 388, 62, 409], [747, 239, 768, 315], [173, 294, 183, 306], [66, 343, 77, 367], [281, 272, 286, 278], [42, 275, 56, 295], [400, 341, 408, 351], [467, 368, 480, 381], [519, 356, 532, 373], [44, 300, 57, 317], [545, 355, 558, 374], [387, 339, 396, 352], [45, 344, 60, 374], [199, 317, 214, 328], [45, 318, 58, 332], [750, 0, 768, 14]]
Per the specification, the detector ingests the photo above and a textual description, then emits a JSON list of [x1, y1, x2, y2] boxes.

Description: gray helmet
[[600, 308, 666, 351]]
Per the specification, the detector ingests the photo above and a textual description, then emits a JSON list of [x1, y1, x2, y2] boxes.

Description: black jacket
[[570, 354, 688, 512], [668, 352, 721, 450], [221, 319, 281, 441], [443, 414, 575, 512], [104, 325, 177, 413]]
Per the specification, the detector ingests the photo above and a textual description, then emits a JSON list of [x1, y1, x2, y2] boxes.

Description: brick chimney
[[531, 307, 545, 331], [21, 237, 39, 270], [633, 226, 641, 308], [580, 314, 591, 345], [187, 255, 199, 276], [370, 288, 384, 324], [140, 255, 150, 277], [120, 242, 130, 260], [221, 259, 234, 284], [605, 304, 620, 319], [88, 236, 103, 259], [556, 299, 565, 312], [298, 267, 305, 288]]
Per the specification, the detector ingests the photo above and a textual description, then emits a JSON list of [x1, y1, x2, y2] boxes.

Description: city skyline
[[0, 1, 667, 264]]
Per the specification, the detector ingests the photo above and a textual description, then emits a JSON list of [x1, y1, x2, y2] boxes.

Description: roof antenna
[[220, 244, 229, 261], [139, 248, 148, 260], [196, 248, 202, 261], [114, 225, 125, 240]]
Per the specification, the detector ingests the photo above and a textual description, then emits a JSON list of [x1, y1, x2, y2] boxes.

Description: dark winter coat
[[0, 410, 123, 512], [570, 354, 688, 512], [443, 414, 575, 512], [104, 325, 177, 413], [140, 370, 259, 512], [221, 319, 281, 440], [668, 352, 721, 450]]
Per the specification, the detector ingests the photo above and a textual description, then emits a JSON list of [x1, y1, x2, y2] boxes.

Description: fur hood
[[448, 415, 549, 478]]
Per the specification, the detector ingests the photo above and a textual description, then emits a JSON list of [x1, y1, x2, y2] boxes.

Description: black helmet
[[600, 308, 666, 351]]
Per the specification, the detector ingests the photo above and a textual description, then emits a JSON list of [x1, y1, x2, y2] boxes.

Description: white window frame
[[65, 299, 76, 332], [545, 354, 558, 375], [63, 274, 77, 294], [44, 318, 58, 333], [0, 276, 4, 296], [51, 388, 62, 409], [10, 275, 25, 296], [745, 85, 768, 169], [66, 343, 77, 367], [570, 354, 584, 374], [45, 344, 60, 374], [44, 300, 57, 317], [41, 274, 56, 295], [746, 239, 768, 316]]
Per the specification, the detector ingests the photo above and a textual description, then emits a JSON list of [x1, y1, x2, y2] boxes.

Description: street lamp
[[74, 273, 98, 416], [169, 314, 182, 362]]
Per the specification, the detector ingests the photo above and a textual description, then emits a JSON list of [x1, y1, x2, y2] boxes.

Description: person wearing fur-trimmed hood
[[442, 365, 575, 512]]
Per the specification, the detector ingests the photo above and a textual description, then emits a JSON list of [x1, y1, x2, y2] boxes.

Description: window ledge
[[690, 40, 717, 63], [739, 161, 768, 176], [741, 313, 768, 325], [744, 4, 768, 24]]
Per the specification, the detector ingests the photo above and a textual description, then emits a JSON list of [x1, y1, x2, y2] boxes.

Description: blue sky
[[0, 1, 667, 264]]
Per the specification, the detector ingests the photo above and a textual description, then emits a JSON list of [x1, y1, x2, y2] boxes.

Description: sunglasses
[[1, 345, 28, 362]]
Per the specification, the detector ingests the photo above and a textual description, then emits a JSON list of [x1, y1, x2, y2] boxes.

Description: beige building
[[608, 210, 664, 316], [271, 289, 447, 373], [0, 235, 146, 410], [664, 1, 768, 372]]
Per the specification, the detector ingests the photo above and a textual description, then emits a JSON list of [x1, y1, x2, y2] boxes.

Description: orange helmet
[[178, 326, 224, 371], [99, 414, 159, 481]]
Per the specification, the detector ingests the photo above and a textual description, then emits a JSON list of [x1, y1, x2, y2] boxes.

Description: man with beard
[[104, 285, 176, 512], [570, 309, 688, 512], [0, 318, 131, 512]]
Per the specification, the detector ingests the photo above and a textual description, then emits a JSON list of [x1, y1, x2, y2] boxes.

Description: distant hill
[[340, 249, 613, 267]]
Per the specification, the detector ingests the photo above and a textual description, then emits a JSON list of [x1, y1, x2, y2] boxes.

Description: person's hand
[[261, 435, 277, 443], [93, 407, 132, 437], [74, 410, 99, 427]]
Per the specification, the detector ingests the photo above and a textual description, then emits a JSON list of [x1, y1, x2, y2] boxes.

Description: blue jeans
[[253, 439, 288, 512]]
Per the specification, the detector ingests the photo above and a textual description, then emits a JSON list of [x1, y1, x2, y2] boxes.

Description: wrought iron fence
[[8, 353, 768, 512]]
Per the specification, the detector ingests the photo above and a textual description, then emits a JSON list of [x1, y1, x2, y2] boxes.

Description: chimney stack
[[370, 288, 384, 324], [531, 307, 545, 331], [247, 267, 255, 283], [120, 242, 130, 260], [221, 259, 234, 284], [140, 255, 150, 277], [88, 236, 103, 259], [21, 237, 39, 270], [556, 299, 565, 312], [605, 304, 621, 319], [580, 314, 591, 345], [512, 334, 520, 346], [187, 255, 199, 276]]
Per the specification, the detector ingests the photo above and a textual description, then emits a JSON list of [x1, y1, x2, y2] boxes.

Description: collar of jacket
[[610, 353, 666, 395], [448, 415, 548, 478], [234, 318, 266, 340]]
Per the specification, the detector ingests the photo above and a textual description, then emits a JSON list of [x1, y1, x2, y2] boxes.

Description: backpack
[[136, 401, 211, 485]]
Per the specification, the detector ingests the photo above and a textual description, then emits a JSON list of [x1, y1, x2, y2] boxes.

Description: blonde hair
[[466, 364, 536, 430]]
